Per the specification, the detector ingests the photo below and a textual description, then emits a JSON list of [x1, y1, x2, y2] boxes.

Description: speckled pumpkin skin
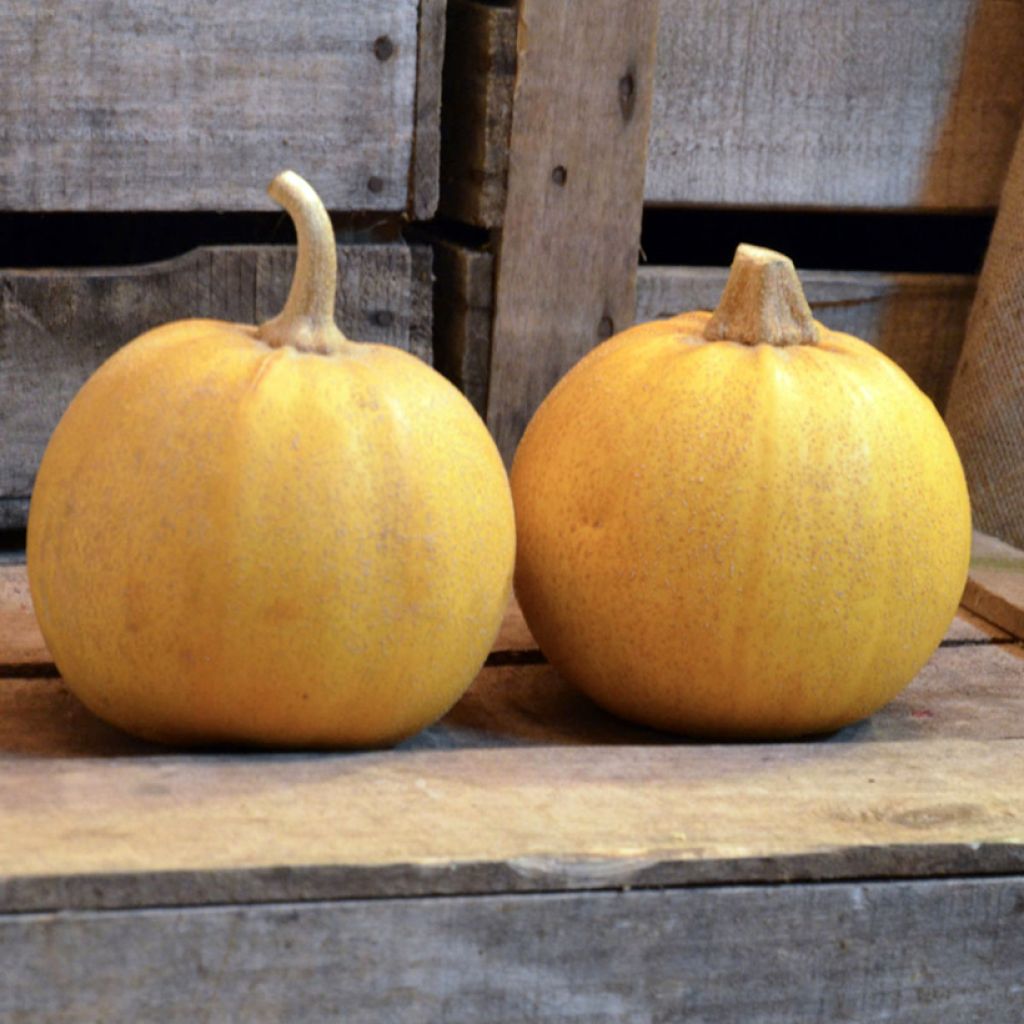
[[510, 311, 971, 739], [27, 319, 515, 748]]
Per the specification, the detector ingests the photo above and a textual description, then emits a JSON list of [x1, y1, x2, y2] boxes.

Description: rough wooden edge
[[432, 240, 494, 415], [410, 0, 447, 219], [437, 0, 517, 227], [486, 0, 660, 461], [963, 530, 1024, 641]]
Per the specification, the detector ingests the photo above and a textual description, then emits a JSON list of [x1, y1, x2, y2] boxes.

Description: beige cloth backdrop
[[946, 121, 1024, 548]]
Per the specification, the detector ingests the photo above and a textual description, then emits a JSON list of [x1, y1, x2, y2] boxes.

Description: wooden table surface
[[2, 542, 1023, 1022]]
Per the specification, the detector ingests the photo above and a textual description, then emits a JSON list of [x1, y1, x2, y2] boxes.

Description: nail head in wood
[[373, 36, 395, 61], [551, 165, 568, 186]]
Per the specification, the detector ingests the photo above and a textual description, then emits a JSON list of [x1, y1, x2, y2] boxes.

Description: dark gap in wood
[[640, 208, 995, 274], [0, 211, 406, 270], [409, 217, 492, 252], [0, 662, 59, 679], [485, 649, 547, 667], [0, 529, 26, 555], [939, 637, 1020, 648]]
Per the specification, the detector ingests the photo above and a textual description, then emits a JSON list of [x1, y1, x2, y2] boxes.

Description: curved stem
[[704, 244, 818, 347], [257, 170, 349, 354]]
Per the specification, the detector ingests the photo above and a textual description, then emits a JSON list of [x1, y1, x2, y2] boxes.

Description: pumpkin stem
[[703, 244, 818, 347], [257, 170, 350, 355]]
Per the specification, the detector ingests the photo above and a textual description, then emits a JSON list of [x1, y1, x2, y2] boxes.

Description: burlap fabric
[[946, 122, 1024, 548]]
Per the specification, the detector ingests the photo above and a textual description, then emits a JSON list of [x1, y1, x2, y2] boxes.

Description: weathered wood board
[[439, 0, 1024, 225], [3, 878, 1023, 1024], [964, 530, 1024, 641], [0, 243, 433, 529], [0, 0, 444, 214], [436, 247, 975, 421], [646, 0, 1024, 209], [485, 0, 660, 461]]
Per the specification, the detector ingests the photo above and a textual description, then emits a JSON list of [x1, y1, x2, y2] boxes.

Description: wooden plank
[[3, 877, 1023, 1023], [964, 530, 1024, 640], [432, 239, 494, 417], [432, 1, 1024, 221], [1, 735, 1023, 913], [945, 122, 1024, 548], [635, 267, 976, 411], [486, 0, 660, 461], [438, 0, 517, 227], [0, 243, 433, 529], [646, 0, 1024, 209], [410, 0, 447, 220], [0, 1, 427, 212]]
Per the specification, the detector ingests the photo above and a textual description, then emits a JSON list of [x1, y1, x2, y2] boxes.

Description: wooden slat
[[438, 0, 517, 228], [485, 0, 660, 461], [0, 0, 434, 213], [3, 877, 1023, 1023], [432, 239, 494, 417], [636, 267, 976, 412], [646, 0, 1024, 209], [411, 0, 447, 221], [0, 243, 433, 529], [964, 530, 1024, 641], [434, 0, 1024, 223]]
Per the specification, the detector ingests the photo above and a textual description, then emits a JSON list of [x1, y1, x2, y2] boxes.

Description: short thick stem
[[257, 170, 349, 354], [703, 244, 818, 347]]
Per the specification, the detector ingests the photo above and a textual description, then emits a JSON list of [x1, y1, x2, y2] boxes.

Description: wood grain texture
[[0, 0, 429, 212], [646, 0, 1024, 209], [964, 530, 1024, 640], [486, 0, 659, 461], [432, 239, 494, 416], [411, 0, 447, 220], [0, 243, 433, 529], [3, 877, 1023, 1024], [636, 267, 976, 411], [945, 120, 1024, 548], [432, 0, 1024, 220], [438, 0, 517, 227]]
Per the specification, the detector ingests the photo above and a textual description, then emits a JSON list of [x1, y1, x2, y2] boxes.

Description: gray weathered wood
[[411, 0, 447, 220], [0, 244, 433, 528], [646, 0, 1024, 209], [0, 0, 438, 213], [438, 0, 1024, 221], [964, 530, 1024, 640], [635, 266, 976, 412], [486, 0, 660, 461], [2, 877, 1023, 1023]]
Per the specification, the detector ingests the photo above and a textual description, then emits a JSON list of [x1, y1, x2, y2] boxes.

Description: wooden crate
[[0, 0, 445, 529], [1, 543, 1023, 1021], [436, 0, 1024, 456]]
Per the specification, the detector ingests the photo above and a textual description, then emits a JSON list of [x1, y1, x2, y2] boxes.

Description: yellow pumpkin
[[511, 244, 971, 739], [27, 171, 515, 748]]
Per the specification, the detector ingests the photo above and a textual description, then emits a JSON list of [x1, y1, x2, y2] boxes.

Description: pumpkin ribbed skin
[[510, 310, 971, 739], [28, 318, 515, 748]]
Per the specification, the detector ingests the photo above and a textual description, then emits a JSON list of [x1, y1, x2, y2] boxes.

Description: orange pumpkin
[[511, 244, 971, 739], [27, 172, 515, 748]]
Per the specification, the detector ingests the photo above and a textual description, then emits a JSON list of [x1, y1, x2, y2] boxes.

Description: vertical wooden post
[[485, 0, 661, 462]]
